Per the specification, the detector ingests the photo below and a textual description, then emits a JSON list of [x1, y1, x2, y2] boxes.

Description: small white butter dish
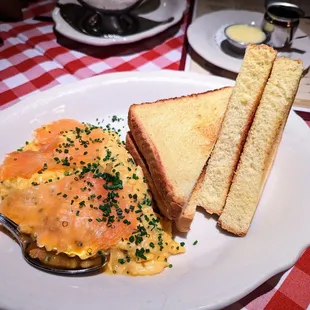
[[224, 23, 267, 50]]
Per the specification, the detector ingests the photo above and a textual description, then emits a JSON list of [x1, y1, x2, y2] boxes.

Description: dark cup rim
[[266, 2, 305, 22]]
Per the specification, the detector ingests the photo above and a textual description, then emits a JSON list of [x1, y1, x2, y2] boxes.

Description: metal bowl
[[224, 23, 267, 52], [76, 0, 145, 15]]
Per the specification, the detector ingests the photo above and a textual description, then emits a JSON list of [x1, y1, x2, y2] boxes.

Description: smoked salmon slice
[[35, 119, 83, 145], [0, 151, 52, 180], [0, 174, 138, 259], [0, 120, 111, 181]]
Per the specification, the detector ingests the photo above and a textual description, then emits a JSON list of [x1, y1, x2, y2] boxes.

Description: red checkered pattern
[[0, 1, 310, 309], [0, 0, 190, 109], [225, 248, 310, 310], [296, 111, 310, 128]]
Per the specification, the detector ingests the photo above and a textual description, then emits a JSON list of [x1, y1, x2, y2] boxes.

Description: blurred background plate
[[52, 0, 186, 46], [187, 10, 310, 73]]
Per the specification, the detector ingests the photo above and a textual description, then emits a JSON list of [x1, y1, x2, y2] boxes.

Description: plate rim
[[52, 0, 187, 46], [0, 70, 310, 310], [0, 70, 235, 117]]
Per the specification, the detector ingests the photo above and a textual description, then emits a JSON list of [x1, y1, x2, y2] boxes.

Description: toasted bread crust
[[126, 132, 170, 218], [218, 57, 303, 236], [175, 214, 194, 232], [187, 44, 277, 216], [128, 109, 182, 220], [128, 109, 184, 220], [128, 87, 231, 220], [207, 90, 259, 216], [128, 87, 232, 221], [217, 116, 285, 236]]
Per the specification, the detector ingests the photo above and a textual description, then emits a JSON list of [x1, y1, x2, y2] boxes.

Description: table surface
[[0, 0, 310, 309]]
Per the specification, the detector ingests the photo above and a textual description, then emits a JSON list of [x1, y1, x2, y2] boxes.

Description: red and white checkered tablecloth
[[0, 0, 189, 109], [0, 1, 310, 309], [226, 249, 310, 310]]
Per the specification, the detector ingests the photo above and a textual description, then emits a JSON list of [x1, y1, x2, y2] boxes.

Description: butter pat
[[225, 24, 266, 44]]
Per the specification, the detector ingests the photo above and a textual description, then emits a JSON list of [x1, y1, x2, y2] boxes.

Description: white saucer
[[52, 0, 186, 46], [187, 10, 310, 73]]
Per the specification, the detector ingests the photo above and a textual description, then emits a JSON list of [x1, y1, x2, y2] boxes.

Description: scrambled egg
[[0, 119, 184, 276]]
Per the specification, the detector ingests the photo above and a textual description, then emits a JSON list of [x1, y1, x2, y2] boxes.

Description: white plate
[[52, 0, 186, 46], [0, 71, 310, 310], [187, 10, 310, 73]]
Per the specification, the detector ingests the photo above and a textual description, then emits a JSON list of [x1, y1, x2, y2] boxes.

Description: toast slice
[[218, 57, 303, 236], [128, 87, 232, 220], [187, 44, 277, 218], [126, 132, 169, 218]]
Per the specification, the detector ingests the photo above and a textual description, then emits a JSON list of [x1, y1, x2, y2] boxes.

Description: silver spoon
[[0, 213, 109, 275]]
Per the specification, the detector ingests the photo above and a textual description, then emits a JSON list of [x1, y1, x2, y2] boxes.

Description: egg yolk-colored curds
[[0, 119, 184, 276]]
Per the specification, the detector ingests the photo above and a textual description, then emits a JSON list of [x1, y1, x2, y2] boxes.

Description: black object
[[57, 2, 173, 38], [264, 1, 309, 19], [60, 3, 137, 36], [33, 15, 53, 22]]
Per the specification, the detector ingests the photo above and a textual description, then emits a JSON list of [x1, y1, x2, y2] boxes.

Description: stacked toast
[[126, 44, 303, 236]]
